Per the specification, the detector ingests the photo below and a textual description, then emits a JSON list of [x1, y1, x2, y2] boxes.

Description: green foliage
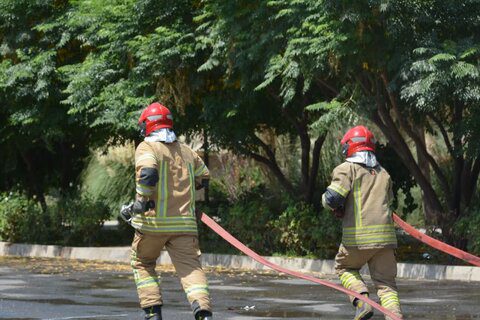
[[218, 186, 280, 254], [271, 201, 341, 258], [0, 191, 51, 243], [54, 194, 111, 246], [81, 142, 135, 214], [454, 205, 480, 256], [0, 191, 112, 246]]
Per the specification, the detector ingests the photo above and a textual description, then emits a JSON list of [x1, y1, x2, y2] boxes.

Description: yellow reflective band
[[185, 284, 209, 297], [187, 163, 195, 216], [157, 160, 168, 217], [340, 272, 362, 289], [132, 216, 197, 224], [131, 220, 197, 227], [343, 224, 395, 233], [195, 164, 207, 176], [328, 184, 349, 197], [353, 179, 362, 227], [381, 294, 400, 308], [344, 224, 394, 230], [136, 153, 157, 166], [162, 161, 168, 217], [342, 237, 397, 246], [136, 183, 155, 196], [130, 223, 198, 233]]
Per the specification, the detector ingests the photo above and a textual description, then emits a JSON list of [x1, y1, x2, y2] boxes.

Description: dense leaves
[[1, 0, 480, 250]]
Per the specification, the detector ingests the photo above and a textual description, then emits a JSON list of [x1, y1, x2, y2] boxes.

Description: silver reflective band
[[147, 115, 163, 121], [351, 137, 367, 142]]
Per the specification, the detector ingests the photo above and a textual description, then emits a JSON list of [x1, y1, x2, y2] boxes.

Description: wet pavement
[[0, 257, 479, 319]]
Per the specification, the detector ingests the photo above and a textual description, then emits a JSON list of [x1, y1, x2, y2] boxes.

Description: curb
[[1, 241, 479, 282]]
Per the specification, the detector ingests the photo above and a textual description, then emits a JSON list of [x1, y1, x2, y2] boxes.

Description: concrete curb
[[1, 241, 479, 282]]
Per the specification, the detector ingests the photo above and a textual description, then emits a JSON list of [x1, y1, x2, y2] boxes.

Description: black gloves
[[332, 206, 345, 219], [132, 199, 156, 214]]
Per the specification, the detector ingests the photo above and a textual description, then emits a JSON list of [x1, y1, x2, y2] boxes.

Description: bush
[[454, 206, 480, 256], [81, 142, 135, 215], [0, 191, 113, 246], [0, 191, 59, 243], [271, 201, 341, 259], [198, 184, 281, 255], [54, 195, 112, 246]]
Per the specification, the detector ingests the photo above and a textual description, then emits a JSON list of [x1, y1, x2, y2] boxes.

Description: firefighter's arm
[[322, 164, 352, 218], [134, 142, 159, 213], [193, 152, 210, 190]]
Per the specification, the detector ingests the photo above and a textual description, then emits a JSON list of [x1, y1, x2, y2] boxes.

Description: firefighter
[[322, 126, 403, 320], [130, 102, 212, 320]]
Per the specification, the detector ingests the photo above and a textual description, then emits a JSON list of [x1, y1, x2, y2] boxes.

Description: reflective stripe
[[131, 251, 140, 282], [354, 179, 362, 227], [342, 224, 397, 246], [136, 276, 160, 289], [194, 164, 207, 176], [157, 161, 167, 217], [132, 224, 198, 234], [136, 183, 155, 196], [340, 271, 363, 290], [328, 184, 349, 197], [132, 216, 197, 223], [187, 163, 195, 216], [162, 161, 168, 217], [380, 292, 400, 308], [136, 153, 157, 166], [185, 284, 209, 297], [344, 224, 395, 232], [130, 222, 198, 233], [342, 236, 397, 246]]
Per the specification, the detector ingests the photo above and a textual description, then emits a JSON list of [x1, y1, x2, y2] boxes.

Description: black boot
[[143, 305, 162, 320], [353, 293, 373, 320], [195, 310, 213, 320]]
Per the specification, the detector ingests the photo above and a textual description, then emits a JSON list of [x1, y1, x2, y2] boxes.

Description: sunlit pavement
[[0, 257, 479, 319]]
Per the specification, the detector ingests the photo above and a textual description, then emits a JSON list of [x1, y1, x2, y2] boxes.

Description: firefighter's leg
[[368, 248, 403, 320], [131, 231, 167, 310], [336, 245, 376, 319], [166, 235, 212, 318]]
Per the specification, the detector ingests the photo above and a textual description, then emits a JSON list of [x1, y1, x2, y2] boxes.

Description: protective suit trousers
[[335, 244, 403, 319], [131, 231, 211, 313]]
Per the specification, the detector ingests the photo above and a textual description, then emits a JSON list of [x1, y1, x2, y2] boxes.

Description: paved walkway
[[0, 257, 479, 319]]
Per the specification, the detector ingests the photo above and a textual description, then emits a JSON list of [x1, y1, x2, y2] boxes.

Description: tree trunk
[[372, 102, 444, 224], [19, 150, 47, 212], [203, 130, 210, 204], [415, 127, 435, 222], [306, 133, 326, 204]]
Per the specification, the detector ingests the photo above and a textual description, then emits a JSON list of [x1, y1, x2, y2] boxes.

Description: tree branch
[[314, 77, 340, 97], [371, 83, 444, 222], [429, 112, 454, 156], [248, 135, 295, 194], [380, 72, 451, 196], [307, 133, 327, 203]]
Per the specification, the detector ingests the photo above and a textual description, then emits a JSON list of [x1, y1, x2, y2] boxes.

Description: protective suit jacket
[[323, 161, 397, 249], [132, 140, 209, 234]]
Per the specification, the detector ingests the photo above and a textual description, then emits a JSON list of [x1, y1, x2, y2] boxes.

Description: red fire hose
[[200, 213, 403, 320], [392, 213, 480, 267]]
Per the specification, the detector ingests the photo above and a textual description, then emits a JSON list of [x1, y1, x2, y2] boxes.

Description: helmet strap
[[342, 143, 349, 156], [139, 122, 146, 137]]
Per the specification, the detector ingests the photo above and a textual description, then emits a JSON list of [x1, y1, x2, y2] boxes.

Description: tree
[[0, 0, 88, 208], [318, 0, 480, 245], [194, 0, 349, 203]]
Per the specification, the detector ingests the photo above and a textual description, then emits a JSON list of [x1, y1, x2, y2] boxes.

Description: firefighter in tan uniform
[[129, 102, 212, 320], [322, 126, 403, 320]]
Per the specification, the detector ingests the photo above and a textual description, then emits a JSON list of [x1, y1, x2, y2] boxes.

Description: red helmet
[[138, 102, 173, 136], [340, 126, 376, 157]]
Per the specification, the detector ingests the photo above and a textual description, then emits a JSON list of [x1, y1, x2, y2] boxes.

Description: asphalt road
[[0, 257, 479, 319]]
